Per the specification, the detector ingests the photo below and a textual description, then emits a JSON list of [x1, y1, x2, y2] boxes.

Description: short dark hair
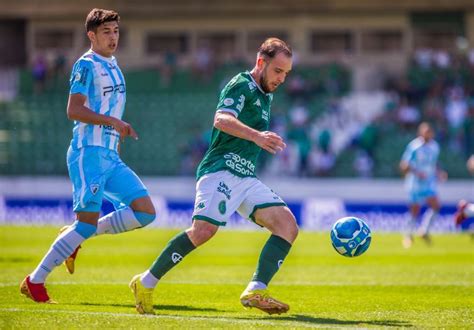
[[85, 8, 120, 32], [258, 37, 292, 59]]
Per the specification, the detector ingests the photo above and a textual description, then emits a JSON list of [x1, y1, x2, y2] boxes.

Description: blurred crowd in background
[[5, 44, 474, 179]]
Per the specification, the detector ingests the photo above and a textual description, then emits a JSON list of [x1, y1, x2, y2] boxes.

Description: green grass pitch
[[0, 225, 473, 328]]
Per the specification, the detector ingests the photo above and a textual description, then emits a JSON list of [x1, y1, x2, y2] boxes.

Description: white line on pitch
[[0, 280, 470, 287]]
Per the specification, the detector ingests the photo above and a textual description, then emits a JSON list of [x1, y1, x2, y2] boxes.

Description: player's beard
[[259, 64, 272, 93]]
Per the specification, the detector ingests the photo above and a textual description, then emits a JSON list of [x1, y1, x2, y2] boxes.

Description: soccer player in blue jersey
[[20, 8, 156, 303], [400, 122, 447, 248]]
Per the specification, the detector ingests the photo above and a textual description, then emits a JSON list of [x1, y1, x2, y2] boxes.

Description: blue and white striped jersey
[[401, 137, 440, 191], [69, 50, 126, 151]]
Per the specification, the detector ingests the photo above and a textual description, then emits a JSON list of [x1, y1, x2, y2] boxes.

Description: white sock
[[30, 227, 86, 283], [245, 280, 267, 292], [420, 209, 438, 235], [140, 270, 159, 289], [95, 207, 142, 235], [465, 203, 474, 218]]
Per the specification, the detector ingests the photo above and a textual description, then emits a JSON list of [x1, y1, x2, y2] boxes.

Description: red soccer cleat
[[454, 200, 468, 226], [20, 276, 55, 303]]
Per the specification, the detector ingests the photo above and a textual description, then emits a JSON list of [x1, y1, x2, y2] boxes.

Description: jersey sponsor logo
[[218, 200, 227, 215], [236, 95, 245, 112], [171, 252, 183, 264], [100, 71, 109, 77], [223, 152, 255, 176], [254, 99, 261, 107], [90, 184, 100, 195], [223, 98, 234, 106], [217, 181, 232, 200], [99, 125, 120, 138], [99, 125, 115, 130], [103, 83, 125, 96]]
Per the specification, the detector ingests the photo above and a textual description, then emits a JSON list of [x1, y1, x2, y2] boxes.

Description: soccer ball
[[330, 217, 371, 257]]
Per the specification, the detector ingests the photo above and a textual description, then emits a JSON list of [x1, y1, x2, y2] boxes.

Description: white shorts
[[192, 170, 286, 226]]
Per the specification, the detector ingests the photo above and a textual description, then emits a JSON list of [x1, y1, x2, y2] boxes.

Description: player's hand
[[254, 131, 286, 154], [415, 171, 427, 179], [110, 118, 139, 141], [438, 170, 448, 182]]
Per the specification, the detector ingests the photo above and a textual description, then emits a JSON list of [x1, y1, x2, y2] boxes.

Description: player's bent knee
[[283, 220, 299, 243], [187, 221, 218, 246], [134, 211, 156, 227], [130, 196, 156, 215], [73, 220, 97, 239]]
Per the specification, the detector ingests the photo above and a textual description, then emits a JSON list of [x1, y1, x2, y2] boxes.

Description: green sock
[[252, 234, 292, 285], [149, 231, 196, 279]]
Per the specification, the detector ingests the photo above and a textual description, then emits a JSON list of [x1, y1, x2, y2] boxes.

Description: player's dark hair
[[258, 38, 292, 59], [85, 8, 120, 32]]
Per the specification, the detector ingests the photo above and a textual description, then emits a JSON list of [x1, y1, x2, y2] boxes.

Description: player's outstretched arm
[[214, 111, 286, 154], [67, 93, 138, 141]]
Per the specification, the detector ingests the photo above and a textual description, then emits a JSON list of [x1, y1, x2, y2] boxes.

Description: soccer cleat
[[419, 233, 432, 245], [129, 274, 155, 315], [454, 200, 468, 226], [59, 225, 81, 274], [20, 276, 56, 303], [240, 289, 289, 315]]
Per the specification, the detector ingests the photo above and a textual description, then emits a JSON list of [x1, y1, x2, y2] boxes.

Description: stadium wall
[[1, 177, 472, 232]]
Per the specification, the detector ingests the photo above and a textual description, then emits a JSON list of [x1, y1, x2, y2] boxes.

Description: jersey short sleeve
[[70, 59, 93, 96], [216, 79, 248, 117]]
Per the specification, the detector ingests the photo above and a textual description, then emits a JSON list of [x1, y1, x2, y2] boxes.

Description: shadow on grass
[[76, 304, 412, 327], [79, 302, 221, 312], [258, 314, 412, 327]]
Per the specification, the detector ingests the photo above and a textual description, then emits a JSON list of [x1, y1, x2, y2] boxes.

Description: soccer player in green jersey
[[130, 38, 298, 315]]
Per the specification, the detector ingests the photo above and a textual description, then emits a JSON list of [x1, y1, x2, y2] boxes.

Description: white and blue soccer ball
[[330, 216, 371, 257]]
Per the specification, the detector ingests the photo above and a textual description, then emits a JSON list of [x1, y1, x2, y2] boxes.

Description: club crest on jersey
[[90, 184, 100, 195], [74, 72, 81, 82], [248, 82, 257, 91], [254, 99, 261, 107]]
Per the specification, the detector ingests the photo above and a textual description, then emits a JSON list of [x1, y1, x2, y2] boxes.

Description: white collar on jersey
[[246, 71, 271, 96], [88, 49, 116, 63]]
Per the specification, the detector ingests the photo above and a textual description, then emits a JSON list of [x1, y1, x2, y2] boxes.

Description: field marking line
[[0, 307, 323, 328], [0, 280, 471, 288]]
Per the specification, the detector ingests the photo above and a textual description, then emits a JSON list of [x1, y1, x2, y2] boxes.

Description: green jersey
[[196, 71, 273, 180]]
